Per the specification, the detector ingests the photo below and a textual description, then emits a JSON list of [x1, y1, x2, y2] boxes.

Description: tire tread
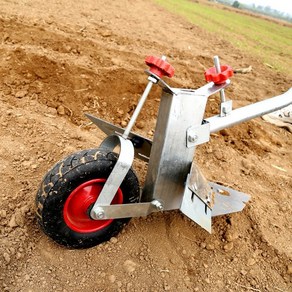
[[36, 148, 140, 248]]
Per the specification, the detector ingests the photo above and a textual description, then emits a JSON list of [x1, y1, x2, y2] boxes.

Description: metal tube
[[214, 56, 226, 102], [206, 88, 292, 133], [142, 89, 209, 210], [213, 55, 221, 73], [122, 80, 154, 139]]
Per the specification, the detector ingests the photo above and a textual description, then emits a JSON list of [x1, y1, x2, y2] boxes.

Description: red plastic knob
[[204, 65, 233, 85], [145, 56, 175, 78]]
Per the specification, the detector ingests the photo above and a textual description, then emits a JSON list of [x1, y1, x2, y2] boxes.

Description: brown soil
[[0, 0, 291, 291]]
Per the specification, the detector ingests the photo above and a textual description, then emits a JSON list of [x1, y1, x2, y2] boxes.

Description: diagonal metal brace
[[90, 135, 134, 220]]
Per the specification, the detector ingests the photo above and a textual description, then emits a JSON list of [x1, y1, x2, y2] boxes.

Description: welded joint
[[151, 199, 164, 211]]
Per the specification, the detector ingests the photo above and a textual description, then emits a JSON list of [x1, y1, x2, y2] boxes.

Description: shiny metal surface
[[213, 56, 227, 112], [85, 114, 152, 162], [93, 200, 163, 219], [141, 88, 209, 210], [90, 135, 134, 219], [207, 87, 292, 133], [195, 79, 231, 96], [210, 182, 250, 217], [181, 175, 212, 233], [180, 163, 213, 232], [88, 77, 288, 224], [187, 163, 213, 208], [144, 69, 177, 95], [220, 99, 232, 116], [123, 80, 154, 139], [186, 121, 210, 147]]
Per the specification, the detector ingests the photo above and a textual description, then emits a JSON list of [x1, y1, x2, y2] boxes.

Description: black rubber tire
[[36, 149, 140, 249]]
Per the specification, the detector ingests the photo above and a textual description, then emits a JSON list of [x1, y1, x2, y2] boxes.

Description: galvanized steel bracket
[[90, 135, 135, 220], [180, 173, 212, 233], [220, 99, 233, 117], [186, 120, 210, 147], [92, 199, 164, 220]]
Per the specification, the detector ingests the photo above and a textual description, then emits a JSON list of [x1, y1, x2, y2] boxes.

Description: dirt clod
[[57, 105, 66, 115], [123, 260, 137, 273], [3, 253, 10, 264], [223, 242, 234, 251], [15, 90, 28, 99], [247, 258, 256, 266]]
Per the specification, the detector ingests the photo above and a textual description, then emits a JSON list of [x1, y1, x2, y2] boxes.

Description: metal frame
[[90, 135, 134, 219], [87, 58, 292, 232], [206, 88, 292, 133]]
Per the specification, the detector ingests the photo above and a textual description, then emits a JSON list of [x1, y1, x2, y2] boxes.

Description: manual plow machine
[[36, 55, 292, 248]]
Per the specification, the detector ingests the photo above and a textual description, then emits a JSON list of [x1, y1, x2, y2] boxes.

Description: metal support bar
[[92, 200, 163, 219], [195, 79, 231, 96], [122, 79, 154, 139], [141, 87, 212, 210], [214, 56, 233, 117], [186, 121, 210, 147], [206, 88, 292, 133], [87, 87, 290, 165], [90, 135, 134, 220], [214, 56, 226, 103]]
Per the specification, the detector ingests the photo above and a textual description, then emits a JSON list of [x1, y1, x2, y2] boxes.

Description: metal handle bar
[[206, 88, 292, 133]]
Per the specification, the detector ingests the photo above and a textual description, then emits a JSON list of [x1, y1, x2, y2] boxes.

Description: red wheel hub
[[63, 179, 123, 233]]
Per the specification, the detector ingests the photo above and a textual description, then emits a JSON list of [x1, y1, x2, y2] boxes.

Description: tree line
[[212, 0, 292, 22]]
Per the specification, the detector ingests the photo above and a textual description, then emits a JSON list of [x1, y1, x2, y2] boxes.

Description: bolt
[[214, 55, 226, 103], [151, 200, 164, 211], [188, 135, 198, 143], [91, 207, 105, 219], [96, 211, 105, 219], [213, 55, 221, 74]]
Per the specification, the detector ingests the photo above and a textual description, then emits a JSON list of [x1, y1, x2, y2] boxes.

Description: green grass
[[153, 0, 292, 75]]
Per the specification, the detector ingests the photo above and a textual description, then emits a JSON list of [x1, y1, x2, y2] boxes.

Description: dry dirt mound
[[0, 0, 291, 291]]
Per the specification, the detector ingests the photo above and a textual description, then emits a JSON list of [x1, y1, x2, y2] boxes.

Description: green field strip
[[153, 0, 292, 74]]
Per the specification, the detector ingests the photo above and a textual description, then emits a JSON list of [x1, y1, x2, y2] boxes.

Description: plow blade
[[180, 163, 250, 232], [209, 182, 250, 217]]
